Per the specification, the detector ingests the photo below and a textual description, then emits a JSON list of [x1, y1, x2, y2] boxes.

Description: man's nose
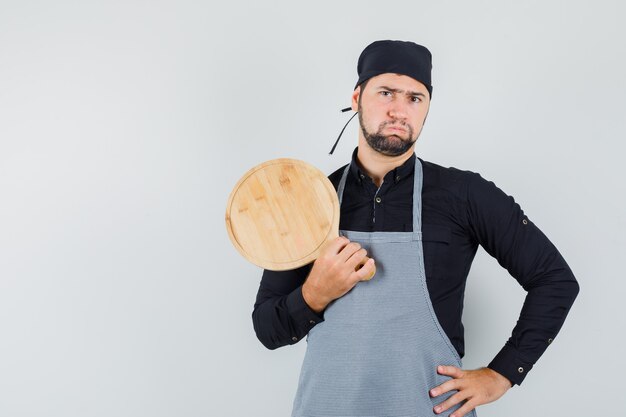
[[388, 99, 408, 120]]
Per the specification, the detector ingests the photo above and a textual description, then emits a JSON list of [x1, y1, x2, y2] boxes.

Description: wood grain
[[225, 158, 340, 271]]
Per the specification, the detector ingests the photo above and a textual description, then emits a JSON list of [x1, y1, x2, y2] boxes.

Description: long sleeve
[[252, 263, 325, 350], [466, 172, 580, 385]]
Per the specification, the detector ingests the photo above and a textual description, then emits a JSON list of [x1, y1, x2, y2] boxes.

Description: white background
[[1, 1, 624, 416]]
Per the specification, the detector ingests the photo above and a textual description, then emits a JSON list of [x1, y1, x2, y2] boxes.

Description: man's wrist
[[485, 367, 513, 388], [302, 283, 327, 314], [488, 343, 534, 386]]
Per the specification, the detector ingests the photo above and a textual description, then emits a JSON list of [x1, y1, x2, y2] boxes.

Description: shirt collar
[[348, 146, 416, 184]]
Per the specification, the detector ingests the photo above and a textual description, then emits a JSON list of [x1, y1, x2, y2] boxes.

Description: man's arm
[[252, 263, 324, 349], [252, 166, 371, 350], [252, 235, 377, 349], [431, 171, 580, 417], [465, 171, 580, 385]]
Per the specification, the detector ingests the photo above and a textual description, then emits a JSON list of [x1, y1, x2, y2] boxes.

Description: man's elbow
[[251, 308, 285, 351], [556, 269, 580, 309], [257, 336, 281, 351], [568, 275, 580, 303]]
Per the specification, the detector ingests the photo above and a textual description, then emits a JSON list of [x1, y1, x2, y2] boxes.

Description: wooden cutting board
[[225, 158, 341, 271]]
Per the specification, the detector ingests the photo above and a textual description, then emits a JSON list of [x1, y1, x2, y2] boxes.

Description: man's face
[[352, 73, 430, 157]]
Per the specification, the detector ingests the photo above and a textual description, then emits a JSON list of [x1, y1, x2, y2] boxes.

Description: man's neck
[[356, 137, 415, 187]]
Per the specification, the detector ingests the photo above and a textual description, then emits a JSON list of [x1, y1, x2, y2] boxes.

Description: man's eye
[[411, 96, 421, 102], [380, 91, 392, 96]]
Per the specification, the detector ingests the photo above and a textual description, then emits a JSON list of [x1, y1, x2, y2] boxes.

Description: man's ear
[[351, 86, 361, 112]]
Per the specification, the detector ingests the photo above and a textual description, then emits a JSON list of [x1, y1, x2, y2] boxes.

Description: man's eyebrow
[[377, 85, 426, 97]]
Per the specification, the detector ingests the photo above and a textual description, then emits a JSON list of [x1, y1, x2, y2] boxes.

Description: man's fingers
[[352, 257, 376, 281], [433, 390, 469, 414], [321, 237, 375, 281], [337, 241, 364, 263], [430, 377, 460, 397], [346, 247, 367, 269], [322, 236, 351, 257], [437, 365, 463, 378], [431, 367, 511, 416], [449, 399, 478, 417]]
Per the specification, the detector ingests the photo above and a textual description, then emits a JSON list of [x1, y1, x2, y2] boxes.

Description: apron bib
[[291, 156, 476, 417]]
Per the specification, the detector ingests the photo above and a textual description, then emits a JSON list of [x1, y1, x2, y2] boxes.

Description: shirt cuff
[[488, 343, 534, 386], [285, 285, 325, 342]]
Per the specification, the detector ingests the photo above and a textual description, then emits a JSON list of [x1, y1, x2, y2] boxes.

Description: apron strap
[[412, 155, 423, 232], [337, 164, 351, 207]]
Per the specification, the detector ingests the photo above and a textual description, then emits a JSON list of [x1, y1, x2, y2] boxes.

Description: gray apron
[[291, 156, 476, 417]]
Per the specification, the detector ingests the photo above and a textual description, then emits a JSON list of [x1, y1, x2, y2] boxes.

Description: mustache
[[380, 120, 408, 129]]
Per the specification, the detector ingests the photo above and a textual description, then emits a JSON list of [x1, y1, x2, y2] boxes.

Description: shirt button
[[292, 336, 298, 342], [395, 175, 400, 182], [359, 174, 365, 179], [548, 338, 553, 344], [375, 197, 382, 203], [518, 367, 524, 373], [522, 219, 528, 225], [309, 320, 316, 324]]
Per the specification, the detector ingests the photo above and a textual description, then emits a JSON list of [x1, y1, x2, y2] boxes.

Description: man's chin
[[377, 149, 408, 157], [373, 144, 414, 157], [380, 138, 413, 155], [384, 133, 402, 140], [363, 131, 417, 156]]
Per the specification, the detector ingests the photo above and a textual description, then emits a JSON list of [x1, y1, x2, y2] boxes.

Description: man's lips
[[385, 125, 407, 133]]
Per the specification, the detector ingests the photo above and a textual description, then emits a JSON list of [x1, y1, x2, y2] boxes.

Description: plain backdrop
[[1, 1, 624, 416]]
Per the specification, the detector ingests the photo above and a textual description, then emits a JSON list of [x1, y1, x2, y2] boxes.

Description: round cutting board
[[225, 158, 340, 271]]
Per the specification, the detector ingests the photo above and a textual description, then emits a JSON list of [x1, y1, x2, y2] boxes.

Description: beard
[[357, 107, 419, 157]]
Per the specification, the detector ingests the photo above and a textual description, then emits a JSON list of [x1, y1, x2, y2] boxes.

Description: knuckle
[[341, 279, 355, 292], [349, 270, 362, 282]]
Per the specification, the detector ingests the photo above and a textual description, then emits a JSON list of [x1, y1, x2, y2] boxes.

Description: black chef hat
[[355, 40, 433, 98]]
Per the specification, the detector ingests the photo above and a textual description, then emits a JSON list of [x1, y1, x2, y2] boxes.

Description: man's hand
[[302, 236, 376, 313], [430, 365, 512, 417]]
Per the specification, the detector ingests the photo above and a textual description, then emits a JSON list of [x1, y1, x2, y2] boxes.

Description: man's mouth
[[385, 125, 407, 133]]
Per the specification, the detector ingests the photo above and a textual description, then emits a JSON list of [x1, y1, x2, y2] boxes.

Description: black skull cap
[[355, 40, 433, 98]]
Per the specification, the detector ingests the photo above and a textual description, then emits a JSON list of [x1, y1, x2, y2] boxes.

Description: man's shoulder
[[417, 158, 484, 205], [327, 164, 349, 190], [420, 158, 516, 209], [419, 157, 479, 187]]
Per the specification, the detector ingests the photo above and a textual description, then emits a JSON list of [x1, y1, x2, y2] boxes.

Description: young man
[[252, 40, 579, 417]]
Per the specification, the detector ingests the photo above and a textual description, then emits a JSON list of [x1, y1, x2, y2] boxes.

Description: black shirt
[[252, 147, 579, 386]]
